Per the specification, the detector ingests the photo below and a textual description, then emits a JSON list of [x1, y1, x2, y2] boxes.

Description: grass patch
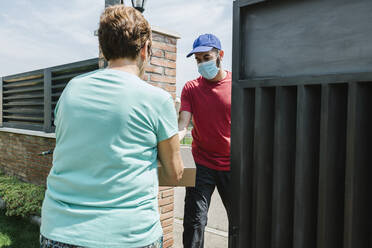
[[0, 209, 40, 248]]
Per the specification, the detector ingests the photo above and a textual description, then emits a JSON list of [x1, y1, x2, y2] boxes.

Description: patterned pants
[[40, 235, 163, 248]]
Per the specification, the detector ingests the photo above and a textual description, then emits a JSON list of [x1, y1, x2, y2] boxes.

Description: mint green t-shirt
[[40, 69, 178, 248]]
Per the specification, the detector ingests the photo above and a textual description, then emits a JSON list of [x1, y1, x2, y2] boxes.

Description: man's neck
[[209, 68, 227, 82], [107, 58, 140, 77]]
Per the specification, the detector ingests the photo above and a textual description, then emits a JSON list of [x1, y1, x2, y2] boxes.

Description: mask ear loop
[[140, 39, 152, 60], [147, 44, 152, 58], [138, 41, 151, 77], [216, 56, 221, 68]]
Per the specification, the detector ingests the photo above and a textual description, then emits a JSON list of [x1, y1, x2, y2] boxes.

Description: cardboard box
[[158, 146, 196, 187]]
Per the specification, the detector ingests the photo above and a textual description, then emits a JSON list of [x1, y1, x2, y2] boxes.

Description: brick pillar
[[144, 30, 177, 100], [159, 187, 175, 248], [98, 26, 180, 248]]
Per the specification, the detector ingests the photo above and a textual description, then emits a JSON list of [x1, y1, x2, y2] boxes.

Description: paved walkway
[[172, 187, 228, 248], [173, 218, 228, 248]]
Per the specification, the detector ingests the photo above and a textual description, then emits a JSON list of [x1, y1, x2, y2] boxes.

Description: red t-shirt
[[180, 71, 231, 171]]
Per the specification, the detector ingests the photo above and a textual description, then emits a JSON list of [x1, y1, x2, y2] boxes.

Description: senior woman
[[40, 5, 183, 248]]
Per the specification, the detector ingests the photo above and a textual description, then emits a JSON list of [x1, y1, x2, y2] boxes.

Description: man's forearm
[[178, 111, 192, 141]]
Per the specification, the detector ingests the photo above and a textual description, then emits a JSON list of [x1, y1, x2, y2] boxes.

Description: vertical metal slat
[[343, 83, 371, 248], [252, 87, 275, 248], [230, 87, 255, 248], [271, 86, 297, 248], [293, 85, 321, 248], [43, 69, 52, 132], [230, 2, 246, 247], [317, 84, 347, 248]]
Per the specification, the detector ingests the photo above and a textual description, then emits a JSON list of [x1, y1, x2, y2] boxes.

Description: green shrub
[[0, 174, 45, 217]]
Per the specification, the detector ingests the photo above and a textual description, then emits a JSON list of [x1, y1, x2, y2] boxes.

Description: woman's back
[[41, 68, 178, 248]]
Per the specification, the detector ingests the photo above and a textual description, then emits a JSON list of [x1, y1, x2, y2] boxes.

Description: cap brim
[[186, 46, 214, 58]]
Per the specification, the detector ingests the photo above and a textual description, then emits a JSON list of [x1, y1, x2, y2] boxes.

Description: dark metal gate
[[230, 1, 372, 248]]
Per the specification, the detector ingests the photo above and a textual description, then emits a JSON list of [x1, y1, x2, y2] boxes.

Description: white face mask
[[197, 59, 219, 80]]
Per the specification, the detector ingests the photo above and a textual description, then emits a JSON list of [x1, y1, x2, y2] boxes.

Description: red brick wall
[[0, 132, 54, 185], [145, 31, 177, 100], [159, 187, 175, 248]]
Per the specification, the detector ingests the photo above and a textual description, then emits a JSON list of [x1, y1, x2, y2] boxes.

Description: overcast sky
[[0, 0, 233, 96]]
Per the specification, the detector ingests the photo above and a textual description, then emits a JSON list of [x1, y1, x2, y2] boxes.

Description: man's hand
[[178, 128, 187, 141], [178, 111, 192, 141]]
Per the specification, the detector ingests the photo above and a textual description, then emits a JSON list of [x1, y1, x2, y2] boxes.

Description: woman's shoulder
[[140, 81, 172, 103]]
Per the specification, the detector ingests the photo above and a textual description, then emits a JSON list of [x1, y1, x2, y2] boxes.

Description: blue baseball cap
[[186, 34, 222, 58]]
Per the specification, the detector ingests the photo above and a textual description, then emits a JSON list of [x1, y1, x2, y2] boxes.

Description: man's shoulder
[[183, 76, 203, 90], [225, 71, 232, 82]]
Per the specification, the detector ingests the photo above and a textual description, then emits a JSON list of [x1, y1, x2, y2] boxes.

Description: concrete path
[[172, 186, 229, 248], [174, 146, 229, 247]]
